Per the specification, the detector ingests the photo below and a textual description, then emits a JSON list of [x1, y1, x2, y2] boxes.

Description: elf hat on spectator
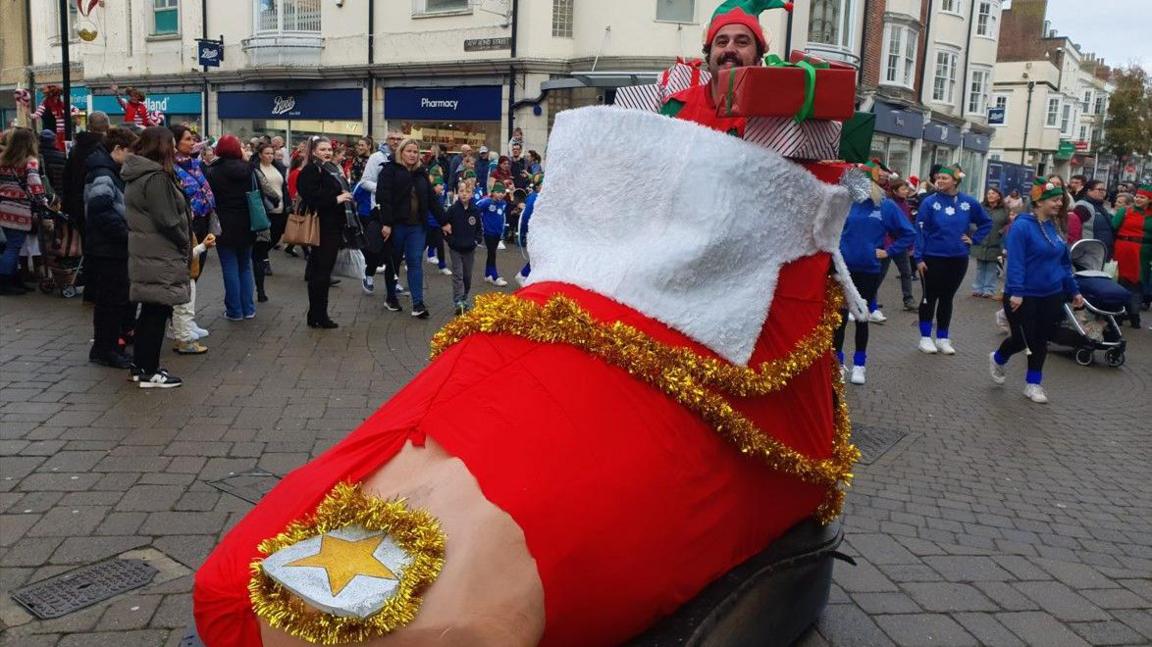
[[1031, 177, 1064, 202], [705, 0, 793, 51], [492, 182, 508, 194], [907, 175, 920, 189], [1136, 184, 1152, 200], [935, 164, 965, 181]]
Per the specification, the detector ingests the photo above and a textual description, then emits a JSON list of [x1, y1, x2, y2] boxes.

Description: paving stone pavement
[[1, 247, 1150, 646]]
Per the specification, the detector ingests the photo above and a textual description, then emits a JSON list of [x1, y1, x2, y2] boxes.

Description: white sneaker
[[493, 277, 509, 287], [439, 267, 452, 276], [1023, 384, 1048, 404], [989, 352, 1006, 385], [497, 241, 506, 250], [514, 273, 528, 287], [870, 309, 887, 323], [192, 326, 209, 339], [484, 276, 495, 284], [850, 365, 866, 385], [426, 255, 440, 265], [918, 337, 938, 354], [848, 312, 856, 322], [935, 338, 956, 355]]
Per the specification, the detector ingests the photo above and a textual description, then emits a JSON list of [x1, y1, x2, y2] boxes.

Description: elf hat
[[1136, 184, 1152, 199], [492, 182, 508, 194], [935, 165, 966, 181], [461, 170, 477, 180], [705, 0, 793, 51], [1031, 178, 1064, 203]]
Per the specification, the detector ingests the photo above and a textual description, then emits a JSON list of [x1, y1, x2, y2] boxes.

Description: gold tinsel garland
[[248, 483, 446, 645], [431, 280, 860, 523]]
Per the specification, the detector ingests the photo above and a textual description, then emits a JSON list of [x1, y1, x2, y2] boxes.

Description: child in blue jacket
[[914, 165, 992, 355], [836, 194, 916, 385], [514, 174, 542, 286], [474, 182, 509, 286]]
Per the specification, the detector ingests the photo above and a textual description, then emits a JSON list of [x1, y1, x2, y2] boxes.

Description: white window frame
[[808, 0, 854, 51], [52, 1, 79, 43], [967, 66, 991, 115], [1078, 124, 1088, 141], [152, 0, 180, 36], [940, 0, 962, 15], [552, 0, 574, 37], [1081, 89, 1092, 112], [1060, 102, 1073, 135], [255, 0, 321, 33], [412, 0, 472, 17], [994, 94, 1008, 111], [975, 1, 998, 38], [655, 0, 697, 23], [931, 48, 959, 105], [881, 23, 917, 89], [1094, 95, 1106, 115], [1045, 96, 1060, 127]]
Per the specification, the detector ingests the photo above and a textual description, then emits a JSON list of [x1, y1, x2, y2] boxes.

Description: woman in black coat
[[296, 136, 353, 329], [205, 135, 257, 321]]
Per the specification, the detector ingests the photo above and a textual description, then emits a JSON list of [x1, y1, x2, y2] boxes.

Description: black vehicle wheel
[[1074, 348, 1095, 366], [1104, 349, 1125, 368]]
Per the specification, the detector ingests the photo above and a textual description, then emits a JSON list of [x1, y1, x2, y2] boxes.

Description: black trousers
[[484, 235, 500, 277], [426, 226, 446, 264], [134, 303, 173, 374], [834, 270, 880, 357], [918, 256, 969, 334], [89, 257, 131, 356], [997, 294, 1065, 375], [307, 226, 341, 321]]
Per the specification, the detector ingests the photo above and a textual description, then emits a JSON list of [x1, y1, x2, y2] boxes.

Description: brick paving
[[1, 248, 1150, 646]]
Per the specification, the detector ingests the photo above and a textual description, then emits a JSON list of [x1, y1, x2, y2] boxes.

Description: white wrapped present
[[743, 117, 842, 160]]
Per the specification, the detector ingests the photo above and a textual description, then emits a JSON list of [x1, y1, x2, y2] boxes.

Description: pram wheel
[[1074, 348, 1095, 367], [61, 285, 77, 299], [1104, 349, 1125, 368]]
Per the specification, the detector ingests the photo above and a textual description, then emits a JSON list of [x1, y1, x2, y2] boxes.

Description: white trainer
[[850, 365, 866, 385], [869, 309, 888, 323], [848, 312, 856, 322], [918, 337, 938, 354], [497, 240, 506, 250], [484, 276, 495, 284], [514, 273, 528, 287], [989, 352, 1006, 385], [935, 338, 956, 355], [439, 267, 453, 276], [493, 277, 509, 287], [192, 325, 209, 339], [1023, 384, 1049, 404], [426, 255, 440, 265]]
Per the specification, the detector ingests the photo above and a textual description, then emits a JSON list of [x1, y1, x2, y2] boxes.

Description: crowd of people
[[836, 160, 1150, 404], [0, 112, 543, 389]]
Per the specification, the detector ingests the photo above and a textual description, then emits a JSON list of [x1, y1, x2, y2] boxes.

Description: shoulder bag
[[247, 173, 272, 232]]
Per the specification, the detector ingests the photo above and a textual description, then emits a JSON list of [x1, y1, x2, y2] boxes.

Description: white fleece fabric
[[526, 106, 853, 367]]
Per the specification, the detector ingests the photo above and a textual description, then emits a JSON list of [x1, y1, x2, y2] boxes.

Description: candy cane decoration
[[13, 89, 31, 107], [76, 0, 100, 16]]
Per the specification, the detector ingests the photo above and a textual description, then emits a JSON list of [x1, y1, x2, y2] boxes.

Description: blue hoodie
[[914, 191, 992, 261], [519, 190, 538, 246], [840, 197, 916, 274], [1003, 213, 1080, 298], [474, 195, 508, 237]]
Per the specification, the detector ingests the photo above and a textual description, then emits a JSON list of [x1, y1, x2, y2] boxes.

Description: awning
[[542, 71, 661, 91]]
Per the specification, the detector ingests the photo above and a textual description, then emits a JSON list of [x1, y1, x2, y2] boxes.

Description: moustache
[[717, 52, 742, 66]]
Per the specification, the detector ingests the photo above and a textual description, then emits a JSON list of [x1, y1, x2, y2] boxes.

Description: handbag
[[283, 206, 320, 247], [247, 174, 271, 232]]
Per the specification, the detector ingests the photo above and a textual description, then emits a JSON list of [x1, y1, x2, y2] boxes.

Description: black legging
[[426, 226, 446, 265], [134, 303, 173, 374], [306, 226, 341, 323], [483, 234, 500, 278], [918, 256, 969, 337], [996, 294, 1065, 381], [834, 270, 880, 362]]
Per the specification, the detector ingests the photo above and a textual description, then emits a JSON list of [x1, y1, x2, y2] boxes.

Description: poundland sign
[[385, 86, 502, 121]]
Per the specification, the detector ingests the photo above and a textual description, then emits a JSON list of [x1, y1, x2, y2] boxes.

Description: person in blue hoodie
[[514, 173, 542, 286], [474, 182, 509, 286], [914, 164, 992, 355], [836, 187, 916, 385], [989, 181, 1084, 404]]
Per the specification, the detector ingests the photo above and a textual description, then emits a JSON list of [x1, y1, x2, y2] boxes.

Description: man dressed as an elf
[[1112, 184, 1152, 327], [193, 2, 860, 646]]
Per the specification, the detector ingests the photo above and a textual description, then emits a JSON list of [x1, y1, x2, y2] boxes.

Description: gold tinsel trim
[[431, 280, 860, 523], [248, 483, 446, 645]]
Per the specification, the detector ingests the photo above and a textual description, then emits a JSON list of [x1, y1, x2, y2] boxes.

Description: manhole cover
[[11, 558, 157, 619], [851, 425, 906, 465], [207, 469, 281, 504]]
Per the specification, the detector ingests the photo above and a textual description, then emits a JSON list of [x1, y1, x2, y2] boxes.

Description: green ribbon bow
[[765, 54, 828, 123]]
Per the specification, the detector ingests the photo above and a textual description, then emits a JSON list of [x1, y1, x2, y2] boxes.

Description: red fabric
[[1113, 207, 1149, 284], [668, 84, 748, 137], [712, 65, 857, 121], [119, 97, 154, 127], [706, 7, 767, 49]]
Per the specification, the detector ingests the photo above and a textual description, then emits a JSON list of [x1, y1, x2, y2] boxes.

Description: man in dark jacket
[[65, 111, 111, 302], [39, 130, 68, 202], [84, 127, 137, 368]]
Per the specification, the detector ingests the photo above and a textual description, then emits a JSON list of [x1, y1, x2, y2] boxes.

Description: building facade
[[0, 0, 32, 127]]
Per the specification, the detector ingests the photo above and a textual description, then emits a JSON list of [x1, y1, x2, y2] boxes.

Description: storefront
[[217, 88, 363, 149], [0, 90, 16, 129], [869, 102, 923, 178], [921, 119, 963, 180], [959, 131, 991, 196], [383, 85, 503, 153], [92, 91, 203, 131]]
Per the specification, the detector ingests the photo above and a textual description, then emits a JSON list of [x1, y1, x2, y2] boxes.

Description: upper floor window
[[553, 0, 574, 37], [976, 1, 997, 38], [656, 0, 695, 23], [809, 0, 853, 50], [415, 0, 470, 14], [256, 0, 321, 33], [1060, 103, 1073, 134], [967, 67, 991, 115], [54, 0, 78, 41], [1046, 97, 1060, 127], [1081, 90, 1092, 111], [994, 95, 1008, 111], [1094, 96, 1106, 115], [881, 23, 917, 89], [153, 0, 180, 35], [940, 0, 960, 13], [932, 49, 959, 104]]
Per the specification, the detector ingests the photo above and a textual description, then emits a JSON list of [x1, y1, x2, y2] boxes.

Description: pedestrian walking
[[424, 166, 451, 275], [1111, 184, 1151, 328], [0, 128, 48, 296], [206, 135, 258, 321], [989, 180, 1084, 404], [296, 136, 353, 329], [251, 142, 288, 303], [884, 178, 917, 310], [444, 172, 483, 314], [122, 126, 191, 388], [476, 182, 510, 286], [356, 140, 393, 296], [970, 187, 1010, 298], [915, 165, 992, 355]]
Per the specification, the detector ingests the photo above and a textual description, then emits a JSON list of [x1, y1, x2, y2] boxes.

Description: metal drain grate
[[207, 469, 281, 504], [11, 558, 158, 619], [851, 425, 906, 465]]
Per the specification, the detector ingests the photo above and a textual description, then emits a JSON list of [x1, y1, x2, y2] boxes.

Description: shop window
[[967, 67, 990, 115], [656, 0, 695, 23], [256, 0, 321, 32], [1060, 103, 1072, 135], [888, 139, 912, 177], [53, 0, 79, 42], [932, 49, 958, 104], [870, 135, 888, 167], [881, 23, 917, 89], [553, 0, 574, 37], [809, 0, 853, 50], [1045, 97, 1060, 127], [153, 0, 179, 35], [976, 1, 998, 38]]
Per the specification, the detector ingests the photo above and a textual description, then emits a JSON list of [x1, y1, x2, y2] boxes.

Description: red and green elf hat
[[935, 164, 966, 181], [491, 181, 507, 194], [705, 0, 793, 51], [1031, 177, 1063, 203], [1136, 184, 1152, 200]]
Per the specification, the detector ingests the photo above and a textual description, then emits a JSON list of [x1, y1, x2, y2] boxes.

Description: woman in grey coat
[[123, 126, 191, 388]]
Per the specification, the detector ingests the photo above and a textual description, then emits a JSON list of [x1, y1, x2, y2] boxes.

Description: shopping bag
[[333, 249, 366, 281], [247, 174, 271, 232]]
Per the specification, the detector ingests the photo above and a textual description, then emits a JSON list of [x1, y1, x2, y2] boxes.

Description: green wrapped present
[[838, 111, 875, 164]]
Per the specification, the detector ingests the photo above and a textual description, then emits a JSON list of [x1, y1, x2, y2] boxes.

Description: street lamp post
[[59, 0, 73, 142], [1021, 81, 1035, 166]]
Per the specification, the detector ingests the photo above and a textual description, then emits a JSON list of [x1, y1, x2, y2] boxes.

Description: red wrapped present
[[713, 51, 856, 121], [659, 57, 712, 102]]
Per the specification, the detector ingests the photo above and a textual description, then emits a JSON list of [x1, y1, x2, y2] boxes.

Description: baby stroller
[[1049, 239, 1128, 367], [37, 210, 83, 298]]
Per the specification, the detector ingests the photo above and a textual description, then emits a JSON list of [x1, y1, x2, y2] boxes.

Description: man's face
[[460, 145, 473, 157], [512, 144, 522, 159], [707, 24, 759, 76], [271, 136, 284, 150], [1069, 178, 1083, 193], [387, 132, 403, 152]]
